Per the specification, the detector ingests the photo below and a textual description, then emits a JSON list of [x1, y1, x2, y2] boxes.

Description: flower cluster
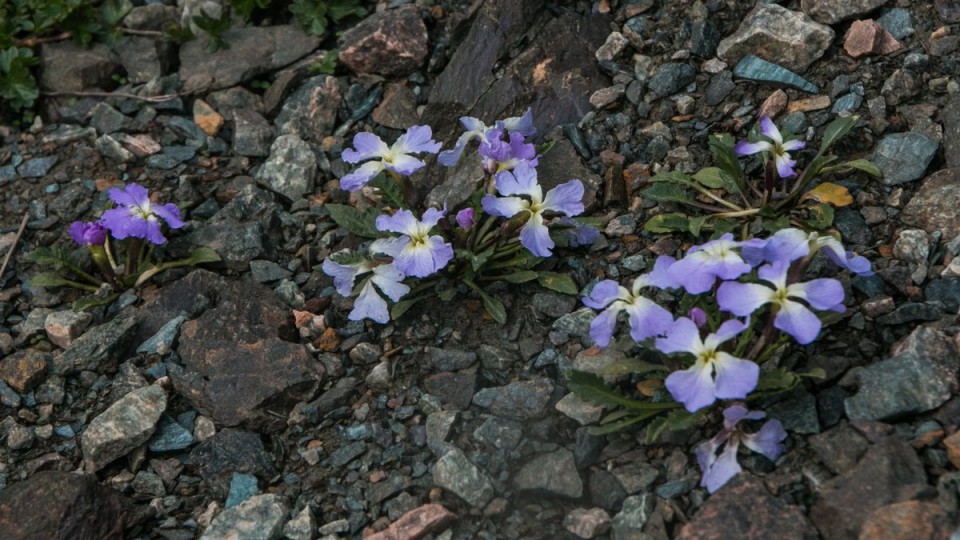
[[579, 227, 869, 491], [73, 183, 184, 248], [325, 111, 590, 323], [734, 116, 806, 179]]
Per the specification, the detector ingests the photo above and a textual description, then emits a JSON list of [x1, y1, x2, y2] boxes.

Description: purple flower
[[370, 208, 454, 278], [667, 233, 752, 294], [744, 228, 872, 276], [100, 183, 184, 245], [340, 125, 442, 191], [716, 259, 845, 345], [688, 307, 708, 328], [438, 109, 535, 167], [481, 162, 584, 257], [478, 125, 538, 174], [68, 221, 107, 246], [455, 208, 476, 229], [695, 405, 787, 493], [350, 264, 410, 323], [734, 116, 806, 178], [583, 256, 678, 347], [321, 254, 373, 296], [658, 318, 759, 412]]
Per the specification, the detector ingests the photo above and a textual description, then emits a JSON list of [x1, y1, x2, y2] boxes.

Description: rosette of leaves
[[322, 173, 583, 323], [642, 116, 881, 238]]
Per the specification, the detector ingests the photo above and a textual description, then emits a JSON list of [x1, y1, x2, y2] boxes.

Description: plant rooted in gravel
[[641, 115, 881, 237], [322, 110, 595, 324], [568, 227, 869, 491], [27, 183, 220, 308]]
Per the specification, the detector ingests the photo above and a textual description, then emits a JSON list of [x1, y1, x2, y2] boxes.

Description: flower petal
[[733, 140, 773, 157], [101, 207, 147, 240], [375, 209, 418, 235], [788, 278, 844, 311], [109, 183, 150, 208], [152, 203, 184, 229], [386, 154, 426, 177], [625, 298, 674, 341], [322, 258, 368, 296], [665, 360, 717, 412], [716, 282, 773, 317], [775, 153, 799, 178], [369, 237, 408, 258], [781, 139, 806, 151], [583, 280, 624, 309], [543, 180, 585, 216], [589, 306, 621, 348], [656, 317, 701, 355], [712, 319, 747, 344], [481, 195, 527, 218], [702, 442, 742, 493], [722, 404, 764, 429], [647, 255, 679, 289], [742, 419, 787, 462], [502, 107, 536, 137], [341, 161, 385, 191], [371, 264, 411, 302], [395, 125, 441, 154], [763, 228, 810, 263], [343, 132, 388, 163], [713, 353, 760, 400], [667, 254, 719, 294], [420, 208, 446, 229], [519, 213, 554, 257], [143, 219, 168, 245], [495, 162, 540, 197], [774, 300, 822, 345], [351, 280, 390, 323], [759, 116, 782, 145]]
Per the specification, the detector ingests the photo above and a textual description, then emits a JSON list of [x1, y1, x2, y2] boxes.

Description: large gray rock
[[432, 448, 495, 508], [179, 25, 320, 93], [273, 75, 341, 144], [472, 377, 554, 420], [801, 0, 889, 24], [717, 3, 834, 73], [53, 315, 138, 375], [200, 494, 288, 540], [255, 134, 317, 201], [0, 471, 128, 539], [181, 185, 280, 269], [513, 448, 583, 498], [82, 384, 167, 471], [872, 132, 939, 186], [845, 326, 958, 421], [338, 5, 428, 77], [40, 42, 119, 92], [902, 169, 960, 236]]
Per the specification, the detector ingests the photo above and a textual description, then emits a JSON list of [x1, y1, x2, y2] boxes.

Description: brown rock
[[118, 134, 162, 157], [372, 83, 420, 129], [810, 439, 929, 539], [40, 42, 119, 92], [858, 501, 953, 540], [366, 504, 456, 540], [338, 5, 428, 77], [0, 350, 49, 393], [760, 90, 788, 119], [844, 20, 903, 59], [677, 474, 818, 540], [786, 95, 831, 113], [0, 471, 128, 539], [901, 169, 960, 236], [944, 430, 960, 468], [44, 310, 92, 348], [313, 327, 340, 352], [192, 99, 223, 137]]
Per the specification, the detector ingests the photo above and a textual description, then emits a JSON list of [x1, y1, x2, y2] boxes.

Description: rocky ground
[[2, 0, 960, 538]]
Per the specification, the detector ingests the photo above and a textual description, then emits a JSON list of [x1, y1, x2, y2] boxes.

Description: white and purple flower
[[716, 259, 845, 345], [477, 124, 538, 174], [741, 227, 872, 276], [340, 125, 442, 191], [100, 183, 184, 245], [438, 109, 536, 167], [350, 264, 410, 324], [658, 318, 759, 413], [734, 116, 806, 179], [321, 256, 373, 296], [667, 233, 753, 294], [695, 404, 787, 493], [481, 162, 584, 257], [583, 256, 677, 347], [370, 208, 454, 278]]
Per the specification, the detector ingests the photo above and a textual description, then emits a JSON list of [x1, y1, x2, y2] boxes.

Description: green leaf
[[289, 0, 330, 35], [643, 213, 689, 234], [477, 289, 507, 324], [72, 293, 119, 311], [588, 412, 660, 435], [368, 173, 407, 209], [0, 46, 39, 111], [822, 158, 882, 178], [644, 408, 706, 444], [692, 167, 725, 189], [499, 270, 539, 284], [566, 370, 679, 411], [326, 204, 382, 239], [687, 215, 708, 236], [29, 272, 75, 288], [642, 182, 693, 205], [437, 288, 456, 301], [327, 0, 367, 22], [456, 247, 493, 272], [597, 358, 669, 378], [100, 0, 132, 25], [709, 133, 745, 190], [390, 296, 422, 320], [801, 202, 835, 230], [754, 367, 800, 393], [537, 272, 578, 294], [184, 246, 222, 265], [649, 170, 691, 184], [309, 50, 339, 75], [819, 115, 859, 152]]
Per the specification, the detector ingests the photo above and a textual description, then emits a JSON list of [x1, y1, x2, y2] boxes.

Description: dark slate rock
[[901, 168, 960, 236], [808, 421, 870, 476], [249, 260, 291, 283], [426, 347, 477, 371], [611, 493, 657, 539], [190, 428, 277, 500], [689, 18, 721, 58], [423, 371, 477, 410], [677, 474, 818, 539], [845, 326, 958, 421], [82, 385, 167, 471], [531, 139, 603, 211], [472, 377, 554, 420], [872, 132, 939, 186], [329, 441, 366, 468], [514, 448, 583, 498], [18, 156, 58, 178], [179, 25, 320, 93], [589, 469, 628, 511], [202, 494, 288, 539], [89, 102, 128, 135], [532, 292, 578, 319], [477, 345, 518, 371], [832, 93, 862, 113], [432, 448, 495, 508], [232, 109, 275, 157], [338, 5, 428, 77], [874, 302, 944, 325], [40, 42, 119, 92], [766, 388, 820, 434], [472, 416, 524, 451], [877, 8, 915, 40], [833, 207, 873, 247], [0, 471, 128, 539], [225, 472, 259, 508], [705, 71, 736, 106], [648, 63, 696, 97], [925, 279, 960, 312], [148, 414, 195, 452], [137, 313, 188, 355], [145, 154, 180, 170], [182, 185, 280, 270], [273, 75, 341, 145], [800, 0, 888, 24], [114, 36, 173, 84], [255, 134, 316, 201], [53, 315, 138, 375], [170, 276, 322, 431], [810, 438, 928, 540], [733, 54, 818, 93], [943, 95, 960, 170]]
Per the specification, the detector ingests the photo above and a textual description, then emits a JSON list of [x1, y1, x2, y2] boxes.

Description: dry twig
[[0, 212, 29, 283]]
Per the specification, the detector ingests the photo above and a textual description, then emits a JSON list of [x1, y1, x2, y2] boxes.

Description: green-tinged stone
[[733, 54, 818, 93]]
